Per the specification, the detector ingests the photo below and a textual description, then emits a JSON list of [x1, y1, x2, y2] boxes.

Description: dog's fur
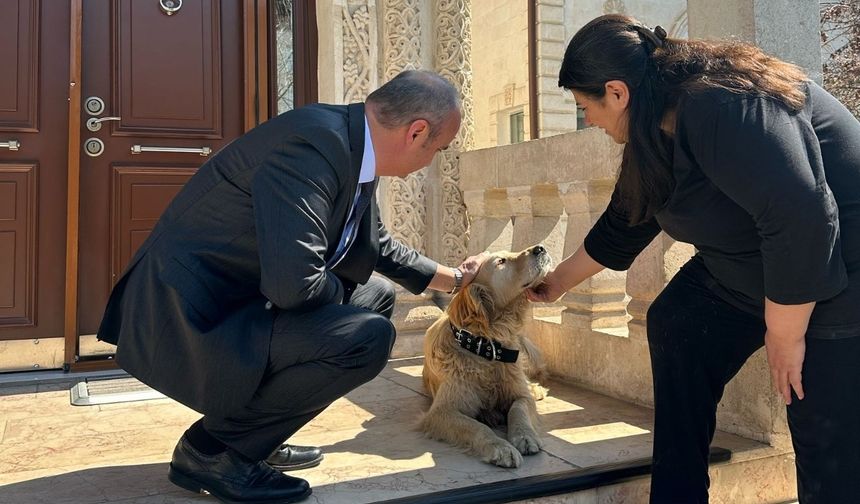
[[419, 245, 551, 467]]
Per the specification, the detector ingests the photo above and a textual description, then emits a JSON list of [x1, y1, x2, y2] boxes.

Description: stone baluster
[[625, 235, 695, 342], [463, 188, 512, 255], [508, 186, 533, 252], [508, 184, 564, 254], [558, 179, 629, 331]]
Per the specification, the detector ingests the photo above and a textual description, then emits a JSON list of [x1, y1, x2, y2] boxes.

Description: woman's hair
[[558, 14, 808, 224]]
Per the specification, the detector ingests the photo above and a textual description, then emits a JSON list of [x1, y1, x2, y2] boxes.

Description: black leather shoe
[[168, 434, 312, 503], [266, 444, 324, 471]]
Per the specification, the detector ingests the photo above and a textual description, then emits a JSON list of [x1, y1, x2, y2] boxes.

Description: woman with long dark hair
[[528, 14, 860, 503]]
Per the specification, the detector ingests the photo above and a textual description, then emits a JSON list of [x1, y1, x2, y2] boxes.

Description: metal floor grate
[[70, 376, 165, 406]]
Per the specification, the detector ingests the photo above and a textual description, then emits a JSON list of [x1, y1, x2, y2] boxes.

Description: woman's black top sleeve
[[583, 185, 662, 271]]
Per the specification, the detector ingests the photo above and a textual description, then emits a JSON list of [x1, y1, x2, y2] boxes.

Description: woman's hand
[[764, 330, 806, 405], [525, 245, 605, 303], [526, 269, 568, 303], [763, 298, 814, 405]]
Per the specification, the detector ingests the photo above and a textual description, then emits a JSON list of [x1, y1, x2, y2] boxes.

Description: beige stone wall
[[470, 0, 531, 149]]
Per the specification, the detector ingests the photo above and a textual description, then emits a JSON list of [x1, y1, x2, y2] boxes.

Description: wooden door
[[0, 2, 70, 360], [75, 0, 245, 347]]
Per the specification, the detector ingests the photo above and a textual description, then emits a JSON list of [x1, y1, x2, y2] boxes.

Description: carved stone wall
[[339, 0, 378, 103], [434, 0, 474, 265], [319, 0, 474, 267], [381, 0, 426, 253]]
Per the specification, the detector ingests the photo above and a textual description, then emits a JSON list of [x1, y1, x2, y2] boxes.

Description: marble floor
[[0, 358, 780, 504]]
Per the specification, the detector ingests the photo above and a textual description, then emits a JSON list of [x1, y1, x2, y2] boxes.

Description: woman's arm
[[527, 245, 605, 302]]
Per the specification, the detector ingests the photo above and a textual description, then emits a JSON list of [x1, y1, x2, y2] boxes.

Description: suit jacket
[[97, 103, 438, 416]]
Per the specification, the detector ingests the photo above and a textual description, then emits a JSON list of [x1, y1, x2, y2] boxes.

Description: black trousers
[[203, 276, 397, 460], [647, 258, 860, 504]]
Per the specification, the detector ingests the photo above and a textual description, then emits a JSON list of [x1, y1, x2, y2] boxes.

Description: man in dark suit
[[97, 70, 484, 503]]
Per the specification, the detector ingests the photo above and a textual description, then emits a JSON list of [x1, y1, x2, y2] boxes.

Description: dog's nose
[[532, 245, 545, 255]]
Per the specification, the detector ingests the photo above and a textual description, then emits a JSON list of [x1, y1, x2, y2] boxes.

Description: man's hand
[[457, 252, 490, 288], [526, 269, 568, 303], [765, 330, 806, 405]]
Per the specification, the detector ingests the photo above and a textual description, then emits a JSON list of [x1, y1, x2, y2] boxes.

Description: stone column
[[687, 0, 822, 82], [462, 188, 513, 256], [337, 0, 378, 103], [432, 0, 474, 266], [380, 0, 426, 253], [509, 184, 564, 255], [558, 180, 629, 330], [376, 0, 445, 358]]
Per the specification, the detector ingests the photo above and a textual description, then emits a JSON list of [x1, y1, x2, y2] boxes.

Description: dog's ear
[[447, 284, 494, 334]]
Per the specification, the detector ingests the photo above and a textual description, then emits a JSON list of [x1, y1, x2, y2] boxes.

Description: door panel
[[115, 1, 222, 137], [0, 1, 69, 348], [0, 0, 39, 131], [0, 165, 36, 326], [77, 0, 244, 339], [110, 167, 196, 284]]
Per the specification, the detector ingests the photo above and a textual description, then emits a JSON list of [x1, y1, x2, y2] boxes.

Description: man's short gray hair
[[366, 70, 461, 139]]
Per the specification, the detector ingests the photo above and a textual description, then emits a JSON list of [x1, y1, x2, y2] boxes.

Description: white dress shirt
[[328, 115, 376, 267]]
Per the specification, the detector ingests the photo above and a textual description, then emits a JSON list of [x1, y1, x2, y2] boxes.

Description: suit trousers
[[646, 258, 860, 504], [203, 276, 397, 460]]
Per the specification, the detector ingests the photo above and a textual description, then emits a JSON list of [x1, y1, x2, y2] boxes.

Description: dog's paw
[[482, 440, 523, 468], [528, 382, 548, 401], [509, 428, 543, 456]]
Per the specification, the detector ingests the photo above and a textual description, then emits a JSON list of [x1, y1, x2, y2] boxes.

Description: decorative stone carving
[[435, 0, 474, 265], [382, 0, 426, 252], [382, 0, 421, 81], [603, 0, 627, 15], [341, 0, 377, 103]]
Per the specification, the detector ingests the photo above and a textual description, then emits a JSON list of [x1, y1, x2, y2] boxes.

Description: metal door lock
[[84, 138, 105, 157], [84, 97, 105, 116]]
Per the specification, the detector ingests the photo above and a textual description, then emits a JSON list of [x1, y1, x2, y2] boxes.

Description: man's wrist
[[449, 267, 463, 294]]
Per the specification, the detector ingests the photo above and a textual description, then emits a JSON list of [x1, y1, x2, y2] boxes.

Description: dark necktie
[[328, 179, 376, 267], [353, 179, 376, 228]]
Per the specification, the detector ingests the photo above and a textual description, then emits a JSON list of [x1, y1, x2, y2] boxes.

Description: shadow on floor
[[0, 463, 207, 504]]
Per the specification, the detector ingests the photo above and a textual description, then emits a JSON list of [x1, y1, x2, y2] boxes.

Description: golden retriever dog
[[420, 245, 552, 468]]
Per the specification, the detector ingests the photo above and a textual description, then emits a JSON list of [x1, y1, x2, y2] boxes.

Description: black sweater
[[584, 82, 860, 339]]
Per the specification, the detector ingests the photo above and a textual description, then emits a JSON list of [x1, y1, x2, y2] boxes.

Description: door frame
[[62, 0, 317, 372]]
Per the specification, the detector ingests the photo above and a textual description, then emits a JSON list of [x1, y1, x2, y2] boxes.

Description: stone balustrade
[[459, 128, 791, 451]]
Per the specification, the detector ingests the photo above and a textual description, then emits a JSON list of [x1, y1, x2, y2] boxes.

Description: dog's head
[[448, 245, 552, 334]]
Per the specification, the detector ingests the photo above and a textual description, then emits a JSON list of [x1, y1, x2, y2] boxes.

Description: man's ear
[[604, 80, 630, 110], [447, 284, 494, 334], [405, 119, 430, 146]]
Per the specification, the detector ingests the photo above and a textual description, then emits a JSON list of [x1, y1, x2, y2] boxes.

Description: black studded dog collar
[[450, 323, 519, 363]]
